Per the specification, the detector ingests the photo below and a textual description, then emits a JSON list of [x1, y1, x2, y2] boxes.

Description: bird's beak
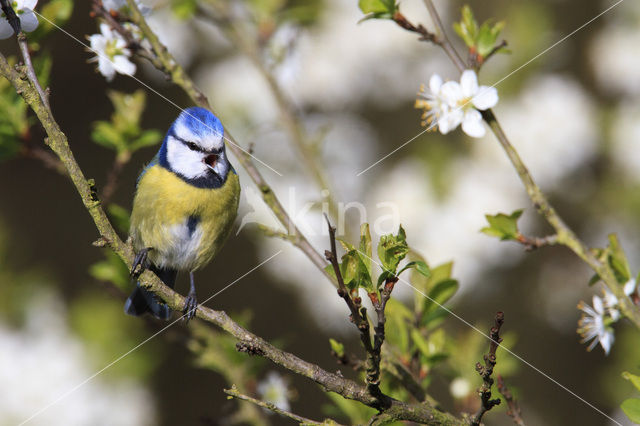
[[204, 154, 218, 171]]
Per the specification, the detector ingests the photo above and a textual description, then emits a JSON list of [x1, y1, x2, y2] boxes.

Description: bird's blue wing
[[136, 153, 160, 187]]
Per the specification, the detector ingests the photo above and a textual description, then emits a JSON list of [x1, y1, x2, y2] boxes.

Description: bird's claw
[[130, 247, 152, 279], [183, 293, 198, 322]]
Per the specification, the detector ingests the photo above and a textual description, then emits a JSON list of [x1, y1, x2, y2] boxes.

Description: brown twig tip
[[497, 375, 526, 426], [392, 11, 437, 43], [470, 311, 505, 426], [516, 234, 558, 252]]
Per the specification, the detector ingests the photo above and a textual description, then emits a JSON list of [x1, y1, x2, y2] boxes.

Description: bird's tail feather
[[124, 267, 177, 321]]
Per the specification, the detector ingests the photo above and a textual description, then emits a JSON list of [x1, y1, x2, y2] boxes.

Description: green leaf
[[329, 338, 345, 358], [454, 5, 506, 60], [107, 204, 131, 234], [358, 0, 396, 15], [385, 299, 412, 352], [398, 260, 430, 278], [171, 0, 198, 19], [622, 371, 640, 392], [92, 121, 125, 152], [476, 20, 505, 57], [413, 261, 453, 316], [359, 223, 372, 276], [480, 209, 523, 241], [588, 273, 600, 286], [411, 328, 430, 356], [424, 279, 459, 314], [340, 250, 374, 292], [621, 398, 640, 423], [89, 250, 130, 289], [129, 129, 162, 152], [608, 233, 631, 284], [453, 5, 477, 48], [377, 225, 409, 273]]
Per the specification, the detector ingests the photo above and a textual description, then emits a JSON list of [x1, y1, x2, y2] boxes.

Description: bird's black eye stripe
[[171, 132, 204, 152], [170, 131, 223, 155]]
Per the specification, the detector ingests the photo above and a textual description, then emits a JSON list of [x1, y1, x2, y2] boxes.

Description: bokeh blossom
[[257, 372, 290, 412]]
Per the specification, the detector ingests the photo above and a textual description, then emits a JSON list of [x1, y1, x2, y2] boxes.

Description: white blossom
[[0, 0, 39, 40], [102, 0, 150, 15], [416, 70, 498, 138], [88, 23, 136, 82], [577, 295, 614, 355], [257, 372, 290, 412]]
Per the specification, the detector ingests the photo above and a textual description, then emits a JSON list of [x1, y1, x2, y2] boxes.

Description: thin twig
[[516, 233, 558, 252], [21, 144, 67, 175], [497, 375, 526, 426], [368, 276, 397, 391], [225, 386, 341, 425], [323, 215, 383, 396], [421, 0, 466, 71], [471, 312, 504, 426], [100, 153, 129, 204]]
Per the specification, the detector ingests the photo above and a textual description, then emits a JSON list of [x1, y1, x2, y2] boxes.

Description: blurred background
[[1, 0, 640, 424]]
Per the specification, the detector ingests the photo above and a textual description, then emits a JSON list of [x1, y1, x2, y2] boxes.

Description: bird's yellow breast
[[129, 165, 240, 271]]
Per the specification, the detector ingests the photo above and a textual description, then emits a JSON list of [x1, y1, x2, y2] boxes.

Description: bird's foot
[[130, 247, 153, 279], [183, 291, 198, 322]]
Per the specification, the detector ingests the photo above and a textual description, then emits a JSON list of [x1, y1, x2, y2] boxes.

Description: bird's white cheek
[[166, 139, 207, 179]]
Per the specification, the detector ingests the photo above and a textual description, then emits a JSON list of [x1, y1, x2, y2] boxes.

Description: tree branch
[[497, 375, 526, 426], [470, 312, 504, 426]]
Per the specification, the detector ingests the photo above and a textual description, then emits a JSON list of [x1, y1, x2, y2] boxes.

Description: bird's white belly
[[158, 220, 203, 270]]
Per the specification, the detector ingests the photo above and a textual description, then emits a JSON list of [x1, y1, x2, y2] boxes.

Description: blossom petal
[[593, 295, 604, 314], [89, 34, 106, 52], [19, 0, 38, 10], [113, 55, 136, 76], [472, 86, 498, 110], [438, 109, 463, 134], [440, 81, 463, 106], [97, 57, 116, 81], [0, 20, 15, 39], [624, 278, 637, 296], [460, 70, 478, 98], [599, 330, 614, 355], [429, 74, 443, 95], [99, 22, 113, 37], [19, 10, 39, 33], [461, 109, 485, 138]]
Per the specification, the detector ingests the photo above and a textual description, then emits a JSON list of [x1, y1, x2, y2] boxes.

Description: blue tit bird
[[124, 107, 240, 321]]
